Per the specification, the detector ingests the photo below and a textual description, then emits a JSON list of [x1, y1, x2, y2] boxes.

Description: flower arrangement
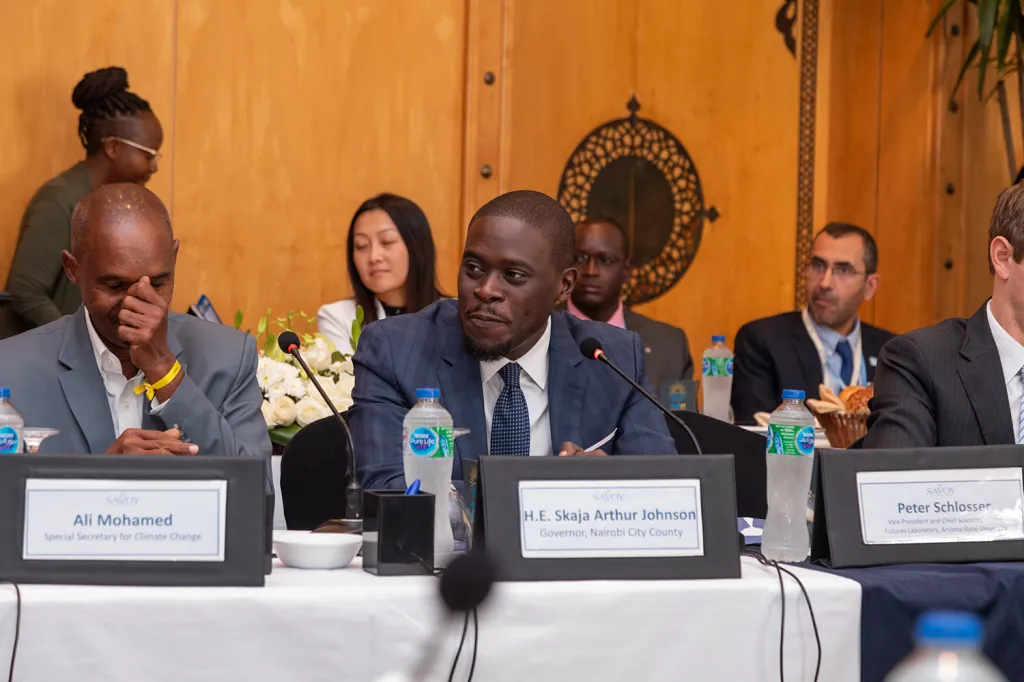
[[236, 307, 363, 446]]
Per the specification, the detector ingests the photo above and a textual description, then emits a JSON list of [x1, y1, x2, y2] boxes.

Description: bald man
[[0, 184, 270, 468]]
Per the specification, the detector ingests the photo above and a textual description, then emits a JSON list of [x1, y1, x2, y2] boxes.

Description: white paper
[[857, 468, 1024, 545], [23, 478, 228, 561], [518, 479, 704, 559]]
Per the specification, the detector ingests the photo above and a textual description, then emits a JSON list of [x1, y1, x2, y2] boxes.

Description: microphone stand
[[591, 351, 704, 456], [283, 341, 362, 520]]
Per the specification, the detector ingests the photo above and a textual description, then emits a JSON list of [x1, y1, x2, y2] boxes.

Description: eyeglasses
[[804, 257, 866, 280], [102, 136, 161, 162], [574, 253, 624, 268]]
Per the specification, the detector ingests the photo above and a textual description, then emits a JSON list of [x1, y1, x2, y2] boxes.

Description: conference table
[[0, 556, 861, 682]]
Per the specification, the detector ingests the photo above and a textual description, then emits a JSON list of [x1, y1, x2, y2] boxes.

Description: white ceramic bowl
[[273, 530, 362, 570]]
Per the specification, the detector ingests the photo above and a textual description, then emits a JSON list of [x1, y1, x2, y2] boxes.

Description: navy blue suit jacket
[[349, 300, 677, 489]]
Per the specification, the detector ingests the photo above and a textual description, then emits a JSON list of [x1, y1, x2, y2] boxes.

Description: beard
[[461, 331, 512, 362]]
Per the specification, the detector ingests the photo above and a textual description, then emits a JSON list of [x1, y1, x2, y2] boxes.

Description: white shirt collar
[[479, 317, 552, 390], [84, 310, 137, 379], [986, 301, 1024, 386]]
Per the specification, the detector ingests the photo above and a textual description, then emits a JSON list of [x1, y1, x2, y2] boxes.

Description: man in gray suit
[[0, 183, 270, 467], [864, 183, 1024, 448], [568, 217, 694, 389]]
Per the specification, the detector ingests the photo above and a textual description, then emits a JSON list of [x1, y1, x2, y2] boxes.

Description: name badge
[[23, 478, 227, 562], [857, 468, 1024, 545], [518, 479, 704, 559]]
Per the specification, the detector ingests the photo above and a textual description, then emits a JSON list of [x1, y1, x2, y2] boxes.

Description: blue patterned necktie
[[836, 340, 854, 386], [1018, 367, 1024, 445], [491, 363, 530, 456]]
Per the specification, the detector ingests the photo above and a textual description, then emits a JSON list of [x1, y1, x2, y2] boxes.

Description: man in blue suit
[[350, 190, 677, 490]]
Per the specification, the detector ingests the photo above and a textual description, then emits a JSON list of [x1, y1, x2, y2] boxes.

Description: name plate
[[23, 478, 227, 562], [857, 468, 1024, 545], [518, 479, 704, 559]]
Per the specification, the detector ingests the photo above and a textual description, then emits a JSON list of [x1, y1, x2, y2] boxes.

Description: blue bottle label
[[408, 426, 454, 458], [0, 426, 19, 454]]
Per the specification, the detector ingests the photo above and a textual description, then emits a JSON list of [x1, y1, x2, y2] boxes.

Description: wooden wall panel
[[0, 0, 175, 286], [172, 0, 467, 329], [633, 0, 800, 351]]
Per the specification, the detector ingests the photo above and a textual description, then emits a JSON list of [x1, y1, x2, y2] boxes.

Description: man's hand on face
[[118, 276, 181, 398], [106, 428, 198, 455]]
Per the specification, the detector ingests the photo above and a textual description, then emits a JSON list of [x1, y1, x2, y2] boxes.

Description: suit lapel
[[958, 305, 1015, 445], [437, 324, 487, 466], [547, 314, 586, 453], [860, 324, 887, 381], [790, 314, 823, 389], [57, 309, 116, 453]]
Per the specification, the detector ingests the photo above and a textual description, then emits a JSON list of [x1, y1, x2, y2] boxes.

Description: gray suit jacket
[[863, 303, 1012, 449], [622, 309, 694, 388], [0, 309, 271, 479]]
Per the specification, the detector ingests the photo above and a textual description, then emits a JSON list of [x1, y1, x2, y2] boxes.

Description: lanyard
[[801, 308, 863, 389]]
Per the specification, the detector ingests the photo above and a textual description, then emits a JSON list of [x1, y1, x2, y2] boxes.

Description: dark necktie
[[836, 340, 854, 386], [490, 363, 530, 456]]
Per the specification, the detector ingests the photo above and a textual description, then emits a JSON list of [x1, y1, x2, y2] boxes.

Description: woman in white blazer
[[317, 194, 443, 355]]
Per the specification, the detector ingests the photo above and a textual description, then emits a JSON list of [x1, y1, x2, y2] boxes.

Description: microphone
[[278, 331, 362, 520], [579, 337, 703, 456], [376, 552, 496, 682]]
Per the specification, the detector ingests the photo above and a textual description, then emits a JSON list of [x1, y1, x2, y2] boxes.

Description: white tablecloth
[[0, 556, 861, 682]]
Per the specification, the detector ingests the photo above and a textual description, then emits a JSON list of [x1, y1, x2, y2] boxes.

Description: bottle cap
[[915, 611, 982, 647], [0, 388, 9, 399], [711, 335, 726, 343], [416, 388, 441, 400], [781, 389, 805, 401]]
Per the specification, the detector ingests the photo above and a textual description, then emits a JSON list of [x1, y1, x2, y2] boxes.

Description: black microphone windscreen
[[439, 552, 495, 612], [278, 331, 301, 352], [579, 337, 603, 360]]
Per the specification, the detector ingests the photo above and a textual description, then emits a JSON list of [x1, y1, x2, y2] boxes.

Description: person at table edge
[[731, 222, 894, 424], [864, 183, 1024, 448], [349, 190, 677, 489], [0, 184, 270, 479], [566, 216, 694, 389]]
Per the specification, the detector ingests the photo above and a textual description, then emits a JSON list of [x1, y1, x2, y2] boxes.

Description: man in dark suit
[[864, 184, 1024, 448], [731, 223, 894, 424], [0, 184, 270, 476], [350, 191, 677, 490], [567, 216, 694, 389]]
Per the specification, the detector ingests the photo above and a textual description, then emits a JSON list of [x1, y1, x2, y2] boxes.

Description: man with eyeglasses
[[567, 217, 694, 389], [731, 223, 894, 424]]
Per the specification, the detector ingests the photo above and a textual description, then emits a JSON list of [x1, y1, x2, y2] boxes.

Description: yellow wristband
[[134, 360, 182, 401]]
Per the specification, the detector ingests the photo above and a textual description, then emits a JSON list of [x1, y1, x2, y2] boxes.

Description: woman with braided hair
[[1, 66, 163, 338]]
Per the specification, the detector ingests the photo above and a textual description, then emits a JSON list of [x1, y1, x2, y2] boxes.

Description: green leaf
[[980, 0, 999, 49], [331, 350, 344, 364], [926, 0, 959, 37], [234, 310, 243, 329], [355, 305, 365, 325], [257, 315, 268, 336], [269, 423, 301, 447], [997, 2, 1015, 70], [264, 332, 278, 356], [952, 40, 981, 99], [980, 29, 995, 99]]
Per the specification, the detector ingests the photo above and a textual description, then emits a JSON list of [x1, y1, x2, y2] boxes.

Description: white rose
[[261, 400, 275, 427], [295, 396, 331, 427], [329, 358, 354, 375], [269, 395, 297, 427], [335, 372, 355, 397], [300, 337, 333, 373]]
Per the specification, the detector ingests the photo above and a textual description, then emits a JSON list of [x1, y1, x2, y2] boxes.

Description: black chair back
[[280, 415, 351, 530]]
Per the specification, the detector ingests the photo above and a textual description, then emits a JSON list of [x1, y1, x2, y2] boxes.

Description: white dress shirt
[[986, 301, 1024, 440], [84, 311, 166, 437], [480, 317, 552, 457]]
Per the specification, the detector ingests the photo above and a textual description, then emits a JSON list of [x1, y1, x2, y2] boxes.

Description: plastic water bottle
[[885, 611, 1006, 682], [702, 335, 734, 422], [761, 389, 816, 562], [403, 388, 456, 565], [0, 388, 24, 454]]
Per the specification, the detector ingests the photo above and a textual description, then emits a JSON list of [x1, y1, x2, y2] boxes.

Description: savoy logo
[[926, 485, 955, 496], [593, 490, 623, 502], [106, 493, 140, 506]]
